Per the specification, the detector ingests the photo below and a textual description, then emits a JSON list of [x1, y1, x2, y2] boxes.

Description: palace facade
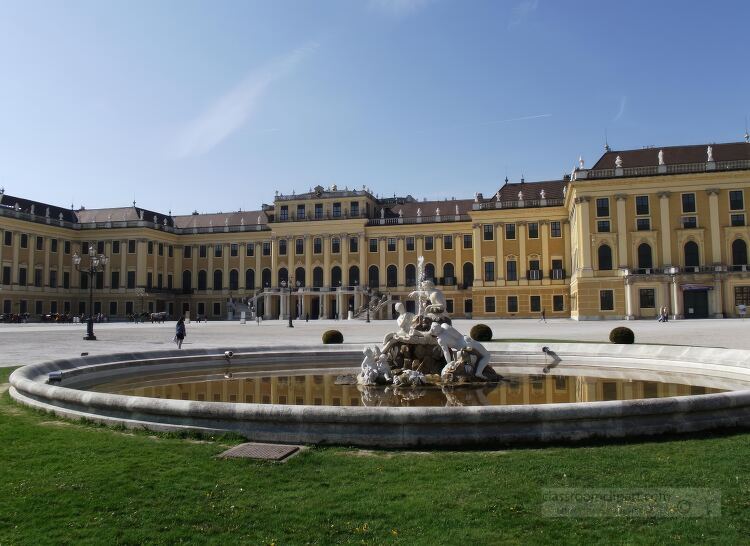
[[1, 140, 749, 321]]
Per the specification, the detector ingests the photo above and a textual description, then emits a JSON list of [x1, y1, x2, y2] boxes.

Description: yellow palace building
[[1, 140, 749, 321]]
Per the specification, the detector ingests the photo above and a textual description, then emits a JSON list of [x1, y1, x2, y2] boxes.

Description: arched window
[[295, 267, 306, 286], [331, 266, 342, 287], [213, 269, 223, 290], [637, 243, 653, 270], [229, 269, 239, 290], [182, 270, 192, 291], [684, 241, 700, 268], [313, 267, 323, 288], [443, 263, 455, 283], [386, 265, 397, 287], [425, 263, 436, 283], [261, 268, 271, 288], [368, 265, 379, 288], [405, 264, 416, 286], [245, 268, 255, 290], [732, 239, 748, 266], [349, 265, 360, 287], [198, 270, 207, 291], [277, 267, 288, 286], [463, 262, 474, 288], [598, 244, 612, 271]]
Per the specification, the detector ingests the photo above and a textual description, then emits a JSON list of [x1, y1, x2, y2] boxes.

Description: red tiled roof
[[493, 179, 566, 202], [591, 142, 750, 170], [172, 210, 267, 229]]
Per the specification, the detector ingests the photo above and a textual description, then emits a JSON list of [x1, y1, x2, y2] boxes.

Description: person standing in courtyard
[[539, 308, 546, 323], [739, 303, 747, 319], [175, 317, 186, 349]]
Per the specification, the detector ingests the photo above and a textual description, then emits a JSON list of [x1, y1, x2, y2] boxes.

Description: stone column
[[378, 237, 386, 289], [305, 236, 313, 287], [192, 246, 198, 290], [136, 240, 147, 286], [239, 243, 245, 289], [207, 244, 214, 290], [270, 238, 278, 288], [397, 236, 405, 286], [712, 277, 723, 318], [103, 241, 111, 288], [341, 233, 349, 286], [436, 235, 443, 282], [323, 235, 331, 287], [11, 232, 20, 284], [472, 224, 482, 286], [43, 236, 51, 286], [707, 189, 722, 264], [563, 222, 572, 274], [455, 232, 463, 285], [263, 292, 270, 319], [576, 197, 593, 274], [624, 277, 635, 320], [358, 233, 366, 286], [615, 194, 628, 267], [518, 222, 527, 281], [254, 243, 261, 289], [541, 221, 549, 279], [174, 245, 183, 289], [658, 192, 672, 266], [671, 277, 682, 319]]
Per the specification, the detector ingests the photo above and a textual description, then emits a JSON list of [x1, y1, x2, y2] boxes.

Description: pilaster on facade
[[658, 192, 672, 266], [706, 189, 722, 264]]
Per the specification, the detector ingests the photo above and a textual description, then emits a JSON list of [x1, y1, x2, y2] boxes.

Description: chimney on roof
[[520, 174, 525, 183]]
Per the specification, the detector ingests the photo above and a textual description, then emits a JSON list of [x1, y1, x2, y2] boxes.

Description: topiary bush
[[609, 326, 634, 344], [470, 323, 493, 342], [322, 330, 344, 344]]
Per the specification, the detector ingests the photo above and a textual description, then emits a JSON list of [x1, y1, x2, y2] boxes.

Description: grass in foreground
[[1, 388, 749, 544]]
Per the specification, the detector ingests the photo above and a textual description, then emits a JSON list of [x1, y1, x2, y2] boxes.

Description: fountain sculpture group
[[358, 257, 500, 391]]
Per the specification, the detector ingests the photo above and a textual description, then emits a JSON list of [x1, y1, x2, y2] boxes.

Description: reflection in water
[[89, 369, 726, 407]]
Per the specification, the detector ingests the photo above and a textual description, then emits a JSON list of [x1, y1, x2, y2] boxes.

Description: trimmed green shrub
[[322, 330, 344, 344], [609, 326, 635, 344], [470, 323, 493, 342]]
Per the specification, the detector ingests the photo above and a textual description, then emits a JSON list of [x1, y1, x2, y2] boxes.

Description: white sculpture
[[58, 212, 63, 220], [416, 208, 422, 217], [658, 149, 665, 165], [153, 214, 157, 223], [563, 185, 567, 197], [435, 207, 440, 216], [474, 192, 481, 202], [578, 156, 584, 169], [393, 302, 415, 336], [429, 322, 491, 379], [398, 209, 403, 218], [540, 189, 545, 199], [707, 145, 714, 162], [380, 208, 385, 219], [518, 191, 523, 201], [615, 155, 623, 168], [45, 207, 50, 218], [496, 192, 501, 202], [240, 217, 245, 226], [359, 346, 392, 385], [408, 279, 447, 316], [393, 369, 425, 387], [139, 210, 144, 220], [257, 215, 262, 224], [30, 205, 35, 215], [455, 204, 460, 215]]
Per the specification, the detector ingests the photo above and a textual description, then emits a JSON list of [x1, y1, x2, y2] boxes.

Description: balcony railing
[[472, 198, 564, 211], [582, 159, 750, 180], [527, 270, 542, 281], [550, 268, 566, 280]]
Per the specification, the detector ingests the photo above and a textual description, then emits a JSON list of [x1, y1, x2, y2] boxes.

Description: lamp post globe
[[73, 244, 109, 341]]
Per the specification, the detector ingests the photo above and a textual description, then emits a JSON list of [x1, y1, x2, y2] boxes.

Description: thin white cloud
[[172, 43, 318, 158], [509, 0, 539, 27], [369, 0, 432, 18], [415, 113, 552, 134], [613, 95, 627, 122]]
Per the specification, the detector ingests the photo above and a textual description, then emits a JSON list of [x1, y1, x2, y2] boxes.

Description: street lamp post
[[281, 278, 294, 328], [73, 244, 109, 341], [365, 284, 371, 323]]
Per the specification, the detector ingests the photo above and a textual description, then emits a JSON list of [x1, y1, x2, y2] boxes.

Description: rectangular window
[[636, 218, 651, 231], [109, 301, 118, 316], [183, 245, 192, 258], [2, 266, 10, 285], [314, 203, 323, 219], [199, 245, 207, 258], [682, 193, 696, 213], [231, 243, 239, 257], [550, 221, 562, 238], [128, 240, 136, 253], [731, 214, 746, 227], [125, 301, 134, 315], [463, 234, 473, 249], [464, 299, 473, 314], [443, 235, 453, 250], [485, 296, 496, 313], [483, 224, 494, 241], [369, 238, 378, 252], [111, 271, 119, 288], [333, 202, 341, 217], [734, 286, 750, 306], [596, 197, 610, 217], [167, 274, 172, 289], [553, 294, 564, 312], [295, 238, 304, 255], [63, 272, 70, 289], [3, 231, 11, 246], [213, 302, 221, 316], [18, 267, 27, 286], [127, 271, 135, 289], [278, 240, 286, 256], [506, 260, 517, 281], [111, 240, 119, 254], [64, 240, 71, 254], [147, 241, 153, 254], [530, 295, 541, 312], [246, 242, 255, 257], [600, 290, 614, 311], [157, 273, 163, 289], [313, 238, 322, 254], [197, 302, 205, 316], [21, 234, 28, 248], [350, 201, 359, 217], [331, 238, 340, 254], [280, 205, 288, 221], [446, 299, 454, 314], [636, 195, 650, 215], [507, 296, 518, 313], [505, 223, 516, 240], [682, 216, 698, 229], [36, 236, 44, 251], [387, 238, 396, 252], [297, 204, 306, 220], [484, 261, 495, 282], [146, 272, 152, 289], [350, 237, 358, 253], [528, 222, 539, 239], [214, 244, 222, 258], [406, 237, 415, 251], [262, 242, 271, 256], [730, 190, 744, 211], [34, 268, 42, 287], [597, 220, 610, 233], [424, 236, 434, 251], [35, 300, 43, 315], [158, 243, 164, 256], [639, 288, 656, 308]]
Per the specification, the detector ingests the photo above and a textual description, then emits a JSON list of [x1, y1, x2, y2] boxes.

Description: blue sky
[[1, 0, 749, 214]]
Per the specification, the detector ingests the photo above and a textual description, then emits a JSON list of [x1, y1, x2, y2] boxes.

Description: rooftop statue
[[578, 156, 584, 169], [658, 149, 665, 165], [540, 189, 545, 199], [455, 204, 460, 215], [615, 155, 623, 168], [518, 190, 523, 201], [707, 145, 714, 162]]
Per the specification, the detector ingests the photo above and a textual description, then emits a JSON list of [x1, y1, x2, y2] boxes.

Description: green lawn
[[1, 374, 749, 544]]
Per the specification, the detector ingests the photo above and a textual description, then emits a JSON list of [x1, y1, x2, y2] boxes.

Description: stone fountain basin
[[9, 343, 750, 448]]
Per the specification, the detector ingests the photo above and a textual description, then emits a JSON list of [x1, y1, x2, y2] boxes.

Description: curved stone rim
[[9, 343, 750, 447]]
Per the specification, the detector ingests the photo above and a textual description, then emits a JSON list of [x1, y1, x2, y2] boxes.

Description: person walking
[[739, 303, 747, 319], [539, 308, 547, 323], [175, 317, 186, 349]]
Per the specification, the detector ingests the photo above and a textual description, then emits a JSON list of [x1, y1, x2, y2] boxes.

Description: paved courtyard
[[1, 317, 749, 367]]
